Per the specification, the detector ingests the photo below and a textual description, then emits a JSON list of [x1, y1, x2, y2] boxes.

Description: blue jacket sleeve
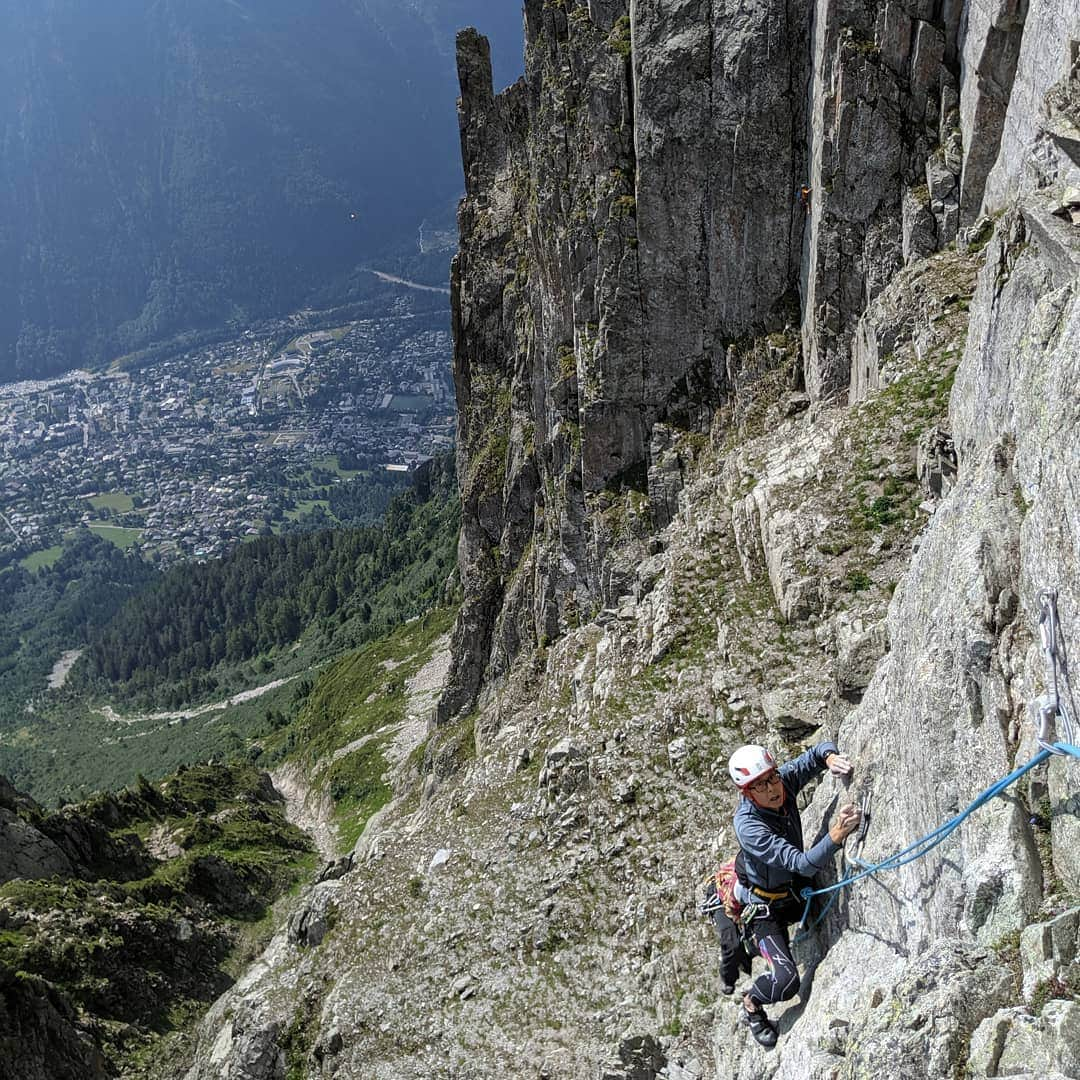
[[736, 811, 841, 878], [778, 741, 837, 797]]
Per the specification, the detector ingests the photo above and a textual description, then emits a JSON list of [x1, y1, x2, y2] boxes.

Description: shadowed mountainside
[[0, 0, 523, 382]]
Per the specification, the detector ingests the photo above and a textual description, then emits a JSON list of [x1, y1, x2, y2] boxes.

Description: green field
[[85, 523, 143, 549], [389, 394, 433, 413], [20, 545, 65, 572], [284, 499, 331, 521], [309, 456, 362, 478], [87, 492, 135, 513]]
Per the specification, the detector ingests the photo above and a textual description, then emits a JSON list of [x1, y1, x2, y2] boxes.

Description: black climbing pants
[[710, 907, 753, 988], [744, 899, 803, 1007]]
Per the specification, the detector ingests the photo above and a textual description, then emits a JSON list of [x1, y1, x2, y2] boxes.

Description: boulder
[[1020, 907, 1080, 999], [287, 892, 336, 949], [0, 969, 107, 1080], [0, 809, 74, 885], [600, 1034, 666, 1080], [969, 1001, 1080, 1078], [539, 739, 589, 802]]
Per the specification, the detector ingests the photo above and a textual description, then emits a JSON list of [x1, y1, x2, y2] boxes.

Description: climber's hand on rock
[[829, 803, 861, 844], [825, 752, 853, 777]]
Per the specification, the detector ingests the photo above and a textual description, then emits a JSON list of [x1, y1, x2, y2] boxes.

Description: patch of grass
[[865, 494, 899, 527], [817, 535, 852, 557], [284, 499, 331, 521], [324, 739, 393, 850], [845, 569, 872, 593], [308, 456, 361, 479], [19, 545, 65, 571], [841, 30, 880, 57], [424, 709, 478, 779], [568, 5, 592, 29], [965, 216, 997, 254], [557, 344, 576, 383], [288, 606, 454, 765], [87, 492, 135, 513], [0, 927, 30, 969], [280, 990, 325, 1080], [84, 523, 143, 549], [608, 14, 632, 58], [1029, 975, 1077, 1015], [660, 1015, 683, 1036], [463, 386, 510, 500]]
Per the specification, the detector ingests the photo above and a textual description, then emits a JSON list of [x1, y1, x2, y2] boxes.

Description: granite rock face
[[441, 1, 1080, 725], [183, 3, 1080, 1078], [0, 969, 107, 1080], [443, 1, 816, 721], [982, 1, 1080, 212], [435, 0, 1080, 1073], [0, 779, 74, 884]]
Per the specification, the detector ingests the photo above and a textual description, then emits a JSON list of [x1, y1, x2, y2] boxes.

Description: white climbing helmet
[[728, 744, 776, 789]]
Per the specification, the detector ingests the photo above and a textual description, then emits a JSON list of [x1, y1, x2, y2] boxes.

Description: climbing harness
[[794, 588, 1080, 935], [748, 883, 794, 903], [698, 855, 801, 919]]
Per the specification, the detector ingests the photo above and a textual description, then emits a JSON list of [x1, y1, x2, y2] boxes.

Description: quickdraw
[[1034, 589, 1077, 754]]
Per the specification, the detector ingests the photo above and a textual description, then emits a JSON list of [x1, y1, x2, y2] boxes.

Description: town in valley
[[0, 294, 455, 569]]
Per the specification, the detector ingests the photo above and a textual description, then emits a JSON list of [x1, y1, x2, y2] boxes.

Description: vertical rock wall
[[982, 1, 1080, 211], [801, 1, 966, 400], [953, 202, 1080, 894], [444, 0, 1080, 732], [632, 0, 809, 380], [444, 0, 816, 720]]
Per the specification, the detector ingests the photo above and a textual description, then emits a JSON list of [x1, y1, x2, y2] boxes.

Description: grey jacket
[[732, 741, 839, 904]]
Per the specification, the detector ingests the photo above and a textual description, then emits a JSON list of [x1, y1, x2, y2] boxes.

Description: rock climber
[[722, 742, 860, 1048], [798, 185, 811, 212]]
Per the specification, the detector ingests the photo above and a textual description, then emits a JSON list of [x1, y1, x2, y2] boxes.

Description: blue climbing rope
[[795, 741, 1080, 937]]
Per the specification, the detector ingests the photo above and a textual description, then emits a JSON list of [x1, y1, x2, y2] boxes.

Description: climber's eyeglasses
[[748, 772, 781, 794]]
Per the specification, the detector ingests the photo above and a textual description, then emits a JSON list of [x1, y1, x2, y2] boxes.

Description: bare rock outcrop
[[0, 791, 74, 884], [0, 969, 107, 1080]]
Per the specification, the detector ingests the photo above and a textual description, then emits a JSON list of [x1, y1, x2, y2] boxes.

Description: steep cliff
[[178, 2, 1080, 1078], [437, 0, 1080, 1072], [442, 0, 1059, 718]]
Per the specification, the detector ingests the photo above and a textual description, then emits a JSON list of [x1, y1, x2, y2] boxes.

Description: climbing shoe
[[720, 981, 736, 996], [740, 1003, 778, 1048]]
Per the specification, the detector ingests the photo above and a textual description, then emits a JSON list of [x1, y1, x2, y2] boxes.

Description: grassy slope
[[277, 605, 457, 850], [0, 763, 315, 1075]]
